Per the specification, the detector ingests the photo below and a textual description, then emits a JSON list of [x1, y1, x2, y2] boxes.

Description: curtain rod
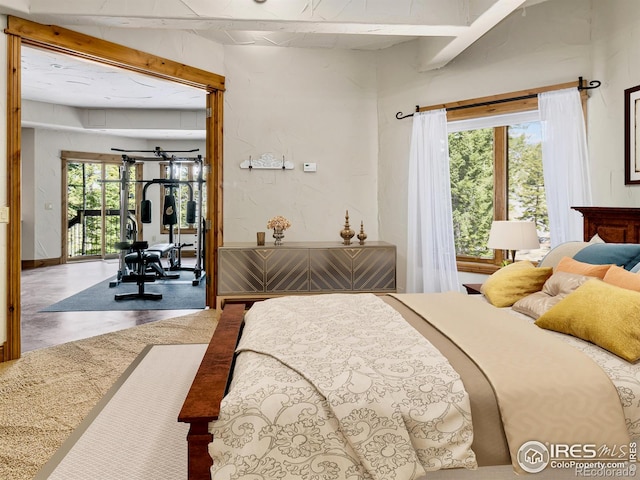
[[395, 77, 601, 120]]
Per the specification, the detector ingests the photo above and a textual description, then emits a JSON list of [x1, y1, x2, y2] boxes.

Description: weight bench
[[148, 242, 192, 272], [126, 243, 179, 280], [115, 241, 163, 301]]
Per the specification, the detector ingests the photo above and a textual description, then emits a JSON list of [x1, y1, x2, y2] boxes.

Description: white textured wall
[[222, 45, 379, 243], [376, 0, 594, 291], [21, 129, 35, 260], [589, 0, 640, 206], [57, 29, 381, 244], [25, 129, 146, 260]]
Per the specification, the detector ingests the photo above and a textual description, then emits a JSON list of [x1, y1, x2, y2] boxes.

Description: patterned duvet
[[208, 293, 640, 479], [209, 294, 477, 479]]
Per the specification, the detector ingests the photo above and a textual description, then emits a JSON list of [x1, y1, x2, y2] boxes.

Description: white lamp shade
[[487, 221, 540, 251]]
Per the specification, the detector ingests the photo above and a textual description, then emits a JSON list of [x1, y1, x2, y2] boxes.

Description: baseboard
[[0, 342, 5, 362], [21, 254, 194, 269], [22, 258, 62, 270]]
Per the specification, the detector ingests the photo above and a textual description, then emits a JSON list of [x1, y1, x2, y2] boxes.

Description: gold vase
[[340, 210, 355, 245], [357, 221, 367, 245]]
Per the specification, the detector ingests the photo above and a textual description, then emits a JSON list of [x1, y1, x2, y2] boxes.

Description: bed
[[179, 207, 640, 480]]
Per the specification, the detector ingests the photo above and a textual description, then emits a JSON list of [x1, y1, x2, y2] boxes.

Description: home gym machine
[[110, 147, 206, 300]]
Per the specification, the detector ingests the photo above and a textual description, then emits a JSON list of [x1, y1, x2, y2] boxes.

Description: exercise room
[[20, 46, 209, 352]]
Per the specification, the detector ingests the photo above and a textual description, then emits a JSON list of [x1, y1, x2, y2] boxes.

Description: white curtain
[[539, 88, 592, 247], [406, 110, 460, 293]]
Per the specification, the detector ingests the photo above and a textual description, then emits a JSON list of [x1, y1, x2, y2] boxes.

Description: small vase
[[273, 228, 284, 246]]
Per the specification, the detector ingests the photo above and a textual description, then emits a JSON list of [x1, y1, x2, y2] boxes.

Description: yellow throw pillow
[[603, 265, 640, 292], [535, 279, 640, 362], [555, 256, 612, 279], [481, 261, 553, 308]]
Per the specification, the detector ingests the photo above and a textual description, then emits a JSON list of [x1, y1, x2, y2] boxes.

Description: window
[[159, 161, 205, 234], [442, 83, 588, 273], [449, 119, 549, 272], [507, 123, 548, 257], [449, 127, 496, 261], [63, 152, 140, 261]]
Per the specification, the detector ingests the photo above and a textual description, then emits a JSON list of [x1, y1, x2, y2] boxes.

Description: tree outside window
[[449, 121, 549, 271], [66, 160, 137, 259]]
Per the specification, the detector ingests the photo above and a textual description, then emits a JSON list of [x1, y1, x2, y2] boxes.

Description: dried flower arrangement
[[267, 215, 291, 231]]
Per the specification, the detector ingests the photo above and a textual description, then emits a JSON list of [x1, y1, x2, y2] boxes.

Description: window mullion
[[493, 126, 508, 265]]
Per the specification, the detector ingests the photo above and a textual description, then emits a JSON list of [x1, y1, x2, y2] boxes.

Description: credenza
[[217, 241, 396, 309]]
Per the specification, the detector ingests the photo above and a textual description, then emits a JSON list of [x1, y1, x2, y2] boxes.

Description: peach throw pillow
[[555, 256, 612, 279], [603, 265, 640, 292]]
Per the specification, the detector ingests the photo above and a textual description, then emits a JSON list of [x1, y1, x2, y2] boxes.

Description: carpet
[[0, 310, 217, 480], [40, 271, 205, 312], [34, 344, 207, 480]]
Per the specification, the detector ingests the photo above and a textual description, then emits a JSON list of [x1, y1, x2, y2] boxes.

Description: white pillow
[[538, 242, 591, 269]]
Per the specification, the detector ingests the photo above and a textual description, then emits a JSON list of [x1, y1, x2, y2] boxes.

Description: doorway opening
[[4, 16, 225, 361]]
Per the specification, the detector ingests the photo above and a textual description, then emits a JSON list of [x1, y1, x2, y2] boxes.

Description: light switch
[[0, 206, 9, 223], [303, 163, 317, 172]]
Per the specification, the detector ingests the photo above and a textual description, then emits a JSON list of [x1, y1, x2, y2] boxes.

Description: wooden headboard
[[572, 206, 640, 243]]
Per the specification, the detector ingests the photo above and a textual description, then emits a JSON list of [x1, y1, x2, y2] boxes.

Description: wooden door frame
[[3, 16, 225, 361]]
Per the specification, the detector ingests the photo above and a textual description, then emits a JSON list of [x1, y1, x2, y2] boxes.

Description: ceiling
[[21, 46, 207, 139], [17, 0, 550, 56], [8, 0, 550, 139], [21, 47, 205, 110]]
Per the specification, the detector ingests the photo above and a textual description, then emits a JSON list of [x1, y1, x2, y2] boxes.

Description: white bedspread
[[209, 293, 477, 480]]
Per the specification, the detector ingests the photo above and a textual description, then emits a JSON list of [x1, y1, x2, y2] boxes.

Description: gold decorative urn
[[357, 221, 367, 245], [340, 210, 356, 245]]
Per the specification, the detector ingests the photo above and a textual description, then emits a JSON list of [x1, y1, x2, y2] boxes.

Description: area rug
[[0, 309, 217, 480], [34, 343, 207, 480], [40, 271, 206, 312]]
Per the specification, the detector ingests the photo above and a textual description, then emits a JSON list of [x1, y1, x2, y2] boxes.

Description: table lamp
[[487, 220, 540, 263]]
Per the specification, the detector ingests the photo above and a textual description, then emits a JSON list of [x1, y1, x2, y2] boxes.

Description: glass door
[[65, 158, 137, 261]]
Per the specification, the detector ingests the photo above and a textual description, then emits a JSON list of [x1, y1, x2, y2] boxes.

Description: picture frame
[[625, 84, 640, 184]]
